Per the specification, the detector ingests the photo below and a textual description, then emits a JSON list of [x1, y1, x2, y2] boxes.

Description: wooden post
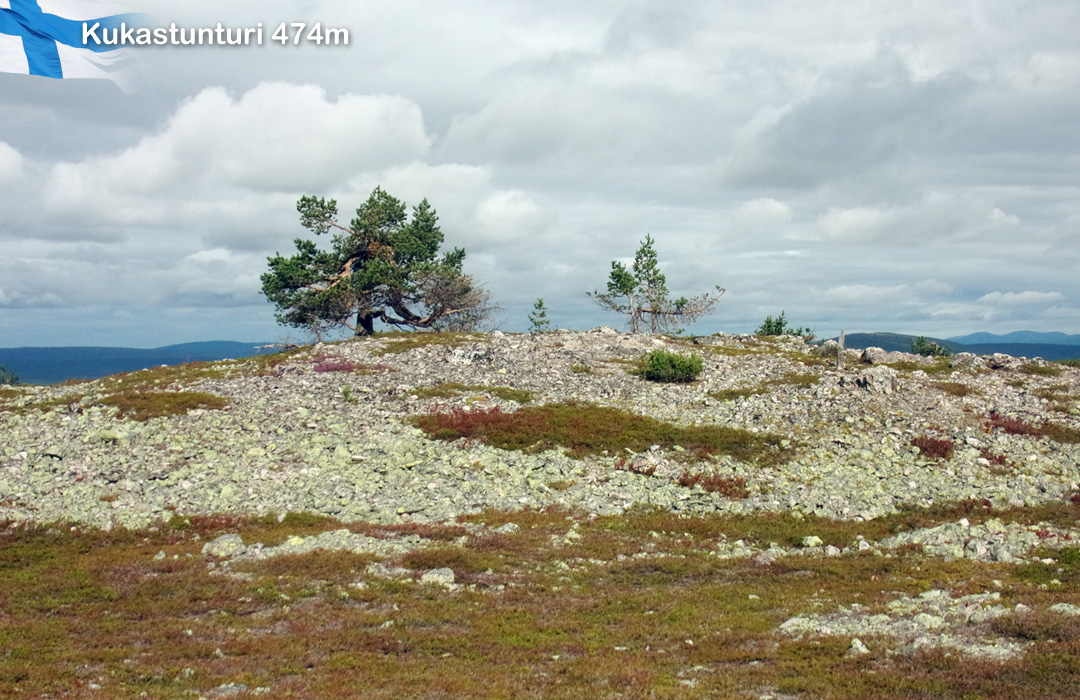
[[838, 329, 845, 370]]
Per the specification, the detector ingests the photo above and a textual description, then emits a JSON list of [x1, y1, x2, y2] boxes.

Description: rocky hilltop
[[2, 328, 1077, 537]]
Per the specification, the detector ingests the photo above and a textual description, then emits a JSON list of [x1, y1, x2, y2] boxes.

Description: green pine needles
[[261, 187, 491, 338], [528, 298, 551, 334], [756, 311, 812, 339], [911, 336, 952, 357], [640, 349, 703, 383], [589, 235, 724, 334]]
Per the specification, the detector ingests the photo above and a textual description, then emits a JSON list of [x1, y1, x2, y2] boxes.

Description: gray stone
[[860, 347, 889, 365], [202, 534, 246, 558], [420, 568, 456, 586], [848, 638, 871, 656], [1049, 603, 1080, 617]]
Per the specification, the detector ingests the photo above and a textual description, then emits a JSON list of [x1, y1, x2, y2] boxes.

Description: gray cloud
[[1, 0, 1078, 346]]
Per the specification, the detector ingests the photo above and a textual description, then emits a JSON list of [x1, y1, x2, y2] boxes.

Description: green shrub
[[0, 366, 17, 386], [911, 336, 951, 357], [641, 349, 703, 383], [755, 311, 812, 339]]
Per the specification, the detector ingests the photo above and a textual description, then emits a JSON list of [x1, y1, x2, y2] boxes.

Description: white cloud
[[42, 83, 432, 228], [473, 190, 549, 244], [816, 193, 1021, 244], [823, 284, 912, 306], [1045, 305, 1080, 320], [914, 279, 954, 295], [0, 142, 23, 185], [976, 291, 1065, 305], [4, 2, 1080, 343], [735, 197, 792, 227], [822, 278, 958, 308]]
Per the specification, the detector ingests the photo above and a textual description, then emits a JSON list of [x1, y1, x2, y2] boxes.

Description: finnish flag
[[0, 0, 140, 90]]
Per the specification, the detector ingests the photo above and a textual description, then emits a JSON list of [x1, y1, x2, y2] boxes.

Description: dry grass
[[885, 358, 954, 376], [1020, 363, 1063, 378], [5, 498, 1080, 698], [764, 371, 821, 389], [99, 391, 229, 422], [410, 382, 534, 404], [369, 331, 486, 356], [936, 381, 979, 397], [2, 348, 309, 419], [708, 387, 766, 402], [708, 372, 820, 403], [0, 391, 86, 416]]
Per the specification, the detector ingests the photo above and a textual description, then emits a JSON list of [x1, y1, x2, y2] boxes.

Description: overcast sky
[[2, 0, 1078, 347]]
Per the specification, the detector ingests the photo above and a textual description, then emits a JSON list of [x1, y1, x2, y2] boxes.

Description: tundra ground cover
[[3, 500, 1080, 699]]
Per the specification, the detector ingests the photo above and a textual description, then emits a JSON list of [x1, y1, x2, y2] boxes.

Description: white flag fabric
[[0, 0, 140, 90]]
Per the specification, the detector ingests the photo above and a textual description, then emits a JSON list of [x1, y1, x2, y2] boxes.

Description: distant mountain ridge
[[832, 333, 962, 354], [948, 331, 1080, 346], [0, 341, 273, 385], [5, 331, 1080, 386], [832, 332, 1080, 361]]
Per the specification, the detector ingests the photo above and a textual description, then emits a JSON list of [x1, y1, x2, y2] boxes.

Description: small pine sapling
[[528, 298, 551, 334]]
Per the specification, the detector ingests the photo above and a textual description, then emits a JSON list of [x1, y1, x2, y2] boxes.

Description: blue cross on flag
[[0, 0, 140, 90]]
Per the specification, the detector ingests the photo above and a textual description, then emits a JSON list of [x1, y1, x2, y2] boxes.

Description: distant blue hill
[[949, 331, 1080, 346], [829, 332, 1080, 361], [948, 344, 1080, 361], [0, 341, 276, 385], [832, 333, 962, 353]]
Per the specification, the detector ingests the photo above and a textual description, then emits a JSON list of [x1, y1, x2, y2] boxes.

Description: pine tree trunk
[[356, 312, 375, 336]]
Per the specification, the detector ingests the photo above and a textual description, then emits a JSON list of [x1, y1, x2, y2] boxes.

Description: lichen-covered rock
[[420, 568, 456, 586], [0, 330, 1076, 533], [202, 534, 246, 558]]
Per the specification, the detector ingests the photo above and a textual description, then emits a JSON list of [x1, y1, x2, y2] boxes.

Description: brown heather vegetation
[[4, 334, 1080, 697], [3, 497, 1080, 698], [986, 413, 1080, 444], [99, 391, 229, 422], [408, 402, 793, 465], [937, 381, 979, 397], [676, 471, 750, 498], [910, 435, 956, 461]]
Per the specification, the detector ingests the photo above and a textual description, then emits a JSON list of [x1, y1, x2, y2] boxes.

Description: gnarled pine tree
[[262, 187, 490, 337]]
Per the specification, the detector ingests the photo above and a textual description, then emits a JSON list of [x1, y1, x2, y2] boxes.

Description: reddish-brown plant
[[677, 470, 750, 498], [911, 435, 955, 461]]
